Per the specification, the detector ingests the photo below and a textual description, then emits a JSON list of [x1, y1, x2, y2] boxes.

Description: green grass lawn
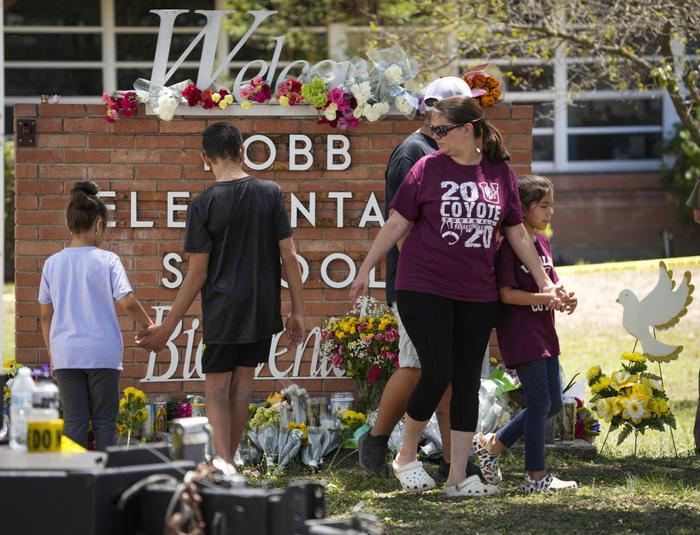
[[4, 259, 700, 533]]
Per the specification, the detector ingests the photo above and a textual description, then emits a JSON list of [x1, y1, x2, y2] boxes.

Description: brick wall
[[550, 173, 700, 264], [13, 103, 533, 398]]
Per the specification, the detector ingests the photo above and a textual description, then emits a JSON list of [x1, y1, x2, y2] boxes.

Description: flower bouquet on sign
[[103, 90, 143, 123], [587, 352, 676, 454], [275, 76, 304, 106], [368, 47, 420, 111], [240, 76, 272, 110], [320, 296, 400, 413], [319, 87, 361, 131], [462, 64, 502, 107]]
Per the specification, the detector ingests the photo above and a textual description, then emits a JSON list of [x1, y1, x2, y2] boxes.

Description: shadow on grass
[[317, 455, 700, 535]]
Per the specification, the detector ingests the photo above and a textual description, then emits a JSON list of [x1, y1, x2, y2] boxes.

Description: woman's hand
[[349, 270, 369, 302]]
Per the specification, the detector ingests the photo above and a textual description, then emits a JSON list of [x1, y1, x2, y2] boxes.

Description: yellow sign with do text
[[27, 420, 64, 452]]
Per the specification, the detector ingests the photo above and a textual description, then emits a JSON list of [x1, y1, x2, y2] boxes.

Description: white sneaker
[[522, 473, 578, 494], [444, 475, 499, 498]]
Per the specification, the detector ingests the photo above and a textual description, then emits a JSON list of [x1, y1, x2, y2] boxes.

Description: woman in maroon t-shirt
[[350, 96, 566, 498]]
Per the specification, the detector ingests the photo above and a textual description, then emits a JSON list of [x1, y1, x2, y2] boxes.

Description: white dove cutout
[[616, 261, 694, 362]]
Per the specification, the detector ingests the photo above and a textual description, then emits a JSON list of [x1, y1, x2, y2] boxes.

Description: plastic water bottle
[[9, 367, 36, 450], [33, 373, 60, 413]]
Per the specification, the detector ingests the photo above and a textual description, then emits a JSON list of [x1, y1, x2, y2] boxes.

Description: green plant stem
[[657, 361, 679, 458]]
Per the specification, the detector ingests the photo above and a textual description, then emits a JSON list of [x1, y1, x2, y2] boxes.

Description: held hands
[[136, 323, 171, 353], [285, 312, 306, 350], [541, 283, 577, 314]]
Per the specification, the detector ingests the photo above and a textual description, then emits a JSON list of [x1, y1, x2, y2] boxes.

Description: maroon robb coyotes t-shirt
[[495, 233, 560, 367], [390, 152, 523, 302]]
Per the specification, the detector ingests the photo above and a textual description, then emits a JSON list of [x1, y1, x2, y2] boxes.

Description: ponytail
[[479, 120, 510, 162]]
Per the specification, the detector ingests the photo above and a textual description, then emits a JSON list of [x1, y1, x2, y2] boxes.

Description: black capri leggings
[[397, 290, 499, 432]]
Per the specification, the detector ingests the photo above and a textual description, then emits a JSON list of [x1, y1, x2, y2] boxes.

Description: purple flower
[[328, 87, 346, 111]]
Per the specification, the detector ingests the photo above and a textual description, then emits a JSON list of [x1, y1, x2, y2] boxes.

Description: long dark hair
[[66, 180, 108, 234], [433, 96, 510, 162], [518, 175, 553, 211]]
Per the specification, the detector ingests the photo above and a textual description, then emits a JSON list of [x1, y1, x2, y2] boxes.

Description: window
[[533, 135, 554, 162], [568, 99, 662, 127], [6, 69, 104, 96], [4, 0, 101, 26], [568, 133, 662, 161], [5, 33, 102, 61], [117, 34, 204, 62], [115, 0, 214, 27]]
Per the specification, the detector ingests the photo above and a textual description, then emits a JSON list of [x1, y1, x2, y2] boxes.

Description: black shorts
[[202, 338, 272, 373]]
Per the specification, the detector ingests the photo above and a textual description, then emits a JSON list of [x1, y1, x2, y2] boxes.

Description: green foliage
[[663, 125, 700, 224], [4, 141, 14, 282], [224, 0, 377, 62], [617, 423, 633, 446]]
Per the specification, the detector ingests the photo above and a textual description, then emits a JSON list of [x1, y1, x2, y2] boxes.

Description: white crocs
[[392, 459, 436, 492], [444, 475, 499, 498]]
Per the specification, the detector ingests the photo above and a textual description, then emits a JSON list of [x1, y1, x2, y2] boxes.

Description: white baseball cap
[[422, 76, 485, 109]]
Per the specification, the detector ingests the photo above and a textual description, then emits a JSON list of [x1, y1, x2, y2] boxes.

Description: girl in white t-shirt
[[39, 181, 152, 450]]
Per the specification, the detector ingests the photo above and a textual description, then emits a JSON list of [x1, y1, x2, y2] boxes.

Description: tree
[[369, 0, 700, 147], [223, 1, 700, 146], [224, 0, 379, 62]]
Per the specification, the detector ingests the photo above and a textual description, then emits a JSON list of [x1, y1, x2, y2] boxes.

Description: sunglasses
[[430, 123, 465, 138]]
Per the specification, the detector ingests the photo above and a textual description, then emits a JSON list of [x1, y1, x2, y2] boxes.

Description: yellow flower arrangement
[[320, 296, 400, 412], [587, 353, 675, 446], [116, 386, 148, 446], [622, 352, 646, 363], [590, 376, 613, 393], [586, 366, 602, 382], [339, 409, 366, 431]]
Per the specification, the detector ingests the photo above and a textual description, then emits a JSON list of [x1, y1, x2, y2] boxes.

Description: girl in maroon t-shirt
[[351, 97, 567, 498], [472, 175, 579, 493]]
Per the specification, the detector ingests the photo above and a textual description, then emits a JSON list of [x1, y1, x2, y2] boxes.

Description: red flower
[[182, 84, 202, 107], [367, 363, 382, 383], [201, 89, 215, 109]]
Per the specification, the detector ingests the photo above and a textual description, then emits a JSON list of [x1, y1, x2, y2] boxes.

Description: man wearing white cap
[[358, 76, 483, 481]]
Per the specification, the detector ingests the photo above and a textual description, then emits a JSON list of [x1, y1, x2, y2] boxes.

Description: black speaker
[[0, 460, 196, 535], [137, 480, 326, 535], [105, 442, 171, 468]]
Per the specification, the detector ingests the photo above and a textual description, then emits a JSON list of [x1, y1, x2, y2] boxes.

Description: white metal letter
[[289, 134, 313, 171], [327, 135, 351, 170], [167, 191, 189, 228]]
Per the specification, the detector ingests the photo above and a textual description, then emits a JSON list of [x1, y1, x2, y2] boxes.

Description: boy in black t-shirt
[[139, 122, 305, 464]]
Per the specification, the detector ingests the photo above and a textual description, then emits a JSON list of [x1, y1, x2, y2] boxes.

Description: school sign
[[13, 9, 533, 397]]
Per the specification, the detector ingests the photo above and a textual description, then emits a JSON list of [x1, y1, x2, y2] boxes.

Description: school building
[[4, 0, 698, 265]]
